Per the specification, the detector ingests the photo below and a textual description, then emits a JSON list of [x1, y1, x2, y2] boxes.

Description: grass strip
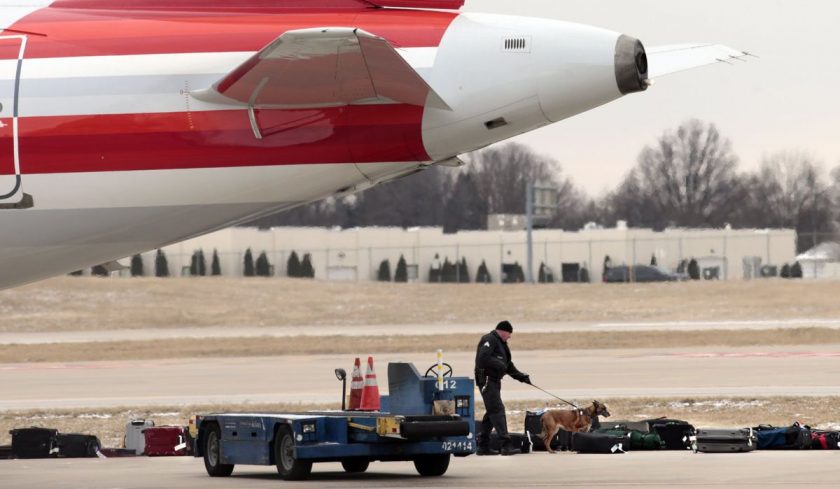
[[2, 328, 840, 363]]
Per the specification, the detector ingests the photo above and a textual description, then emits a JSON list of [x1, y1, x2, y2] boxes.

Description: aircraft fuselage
[[0, 1, 658, 288]]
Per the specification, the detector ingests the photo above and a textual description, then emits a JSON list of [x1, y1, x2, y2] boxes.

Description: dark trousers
[[477, 378, 509, 447]]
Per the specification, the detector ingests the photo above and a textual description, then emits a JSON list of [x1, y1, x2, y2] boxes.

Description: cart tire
[[203, 424, 234, 477], [341, 459, 370, 473], [275, 426, 312, 481], [413, 454, 450, 477]]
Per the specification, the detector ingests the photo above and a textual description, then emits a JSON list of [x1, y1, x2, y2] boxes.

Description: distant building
[[796, 242, 840, 280], [487, 214, 526, 232], [119, 225, 797, 283]]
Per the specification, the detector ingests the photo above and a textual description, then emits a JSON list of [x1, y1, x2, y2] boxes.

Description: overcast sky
[[463, 0, 840, 195]]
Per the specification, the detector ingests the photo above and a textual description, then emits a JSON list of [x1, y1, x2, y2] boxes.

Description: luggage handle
[[174, 435, 187, 453]]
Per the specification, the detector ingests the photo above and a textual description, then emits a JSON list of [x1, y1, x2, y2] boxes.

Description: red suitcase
[[143, 426, 188, 456]]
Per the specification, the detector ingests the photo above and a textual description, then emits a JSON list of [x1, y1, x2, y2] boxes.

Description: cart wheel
[[341, 459, 370, 473], [424, 363, 454, 378], [413, 454, 450, 477], [203, 424, 234, 477], [275, 426, 312, 481]]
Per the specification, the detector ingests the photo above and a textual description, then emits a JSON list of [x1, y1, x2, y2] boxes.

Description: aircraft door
[[0, 36, 26, 206]]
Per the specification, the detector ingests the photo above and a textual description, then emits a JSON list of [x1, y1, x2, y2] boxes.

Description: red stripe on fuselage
[[15, 105, 428, 174], [6, 8, 457, 59]]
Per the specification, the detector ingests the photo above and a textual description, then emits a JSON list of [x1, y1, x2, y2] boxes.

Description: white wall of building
[[126, 226, 797, 283]]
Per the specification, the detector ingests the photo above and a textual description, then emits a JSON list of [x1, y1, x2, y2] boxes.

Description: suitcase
[[143, 426, 188, 456], [0, 445, 12, 460], [489, 432, 532, 454], [99, 448, 138, 458], [572, 432, 629, 454], [10, 427, 58, 459], [646, 419, 695, 450], [595, 428, 664, 450], [753, 424, 811, 450], [524, 410, 572, 452], [56, 434, 101, 458], [125, 419, 154, 455], [810, 431, 840, 450], [692, 428, 756, 453]]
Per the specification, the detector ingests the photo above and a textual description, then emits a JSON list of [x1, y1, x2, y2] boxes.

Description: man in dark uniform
[[474, 320, 530, 456]]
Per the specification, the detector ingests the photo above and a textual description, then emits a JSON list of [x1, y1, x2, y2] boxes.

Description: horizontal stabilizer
[[193, 27, 450, 110], [51, 0, 464, 11], [365, 0, 464, 8], [647, 44, 752, 78], [52, 1, 369, 10]]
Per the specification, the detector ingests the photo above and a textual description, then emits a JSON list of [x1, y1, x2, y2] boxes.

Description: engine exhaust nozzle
[[615, 35, 648, 94]]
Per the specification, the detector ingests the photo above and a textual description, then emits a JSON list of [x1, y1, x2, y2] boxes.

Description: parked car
[[604, 265, 686, 283]]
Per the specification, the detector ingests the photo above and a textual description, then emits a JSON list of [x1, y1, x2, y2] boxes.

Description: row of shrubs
[[76, 249, 318, 279], [80, 250, 804, 282], [376, 258, 591, 284], [779, 262, 804, 279]]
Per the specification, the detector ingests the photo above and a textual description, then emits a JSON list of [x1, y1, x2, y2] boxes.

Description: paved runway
[[1, 451, 838, 488], [3, 318, 840, 344], [3, 346, 840, 410]]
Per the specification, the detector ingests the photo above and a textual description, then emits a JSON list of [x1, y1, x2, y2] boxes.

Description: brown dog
[[540, 401, 611, 453]]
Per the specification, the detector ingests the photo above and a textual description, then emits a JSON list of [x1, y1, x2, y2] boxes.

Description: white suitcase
[[124, 419, 154, 455]]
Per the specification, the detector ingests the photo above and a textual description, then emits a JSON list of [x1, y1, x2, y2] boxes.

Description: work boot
[[500, 441, 520, 456], [476, 445, 500, 456]]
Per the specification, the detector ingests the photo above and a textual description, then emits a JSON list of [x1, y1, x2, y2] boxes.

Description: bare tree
[[741, 150, 829, 227], [611, 119, 742, 229], [245, 196, 355, 228], [466, 143, 562, 215], [353, 166, 452, 227], [464, 142, 588, 229], [602, 168, 663, 228], [443, 172, 487, 233], [733, 151, 835, 252]]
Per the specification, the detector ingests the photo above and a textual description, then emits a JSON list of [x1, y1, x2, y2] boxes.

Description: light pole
[[525, 181, 559, 284], [526, 182, 534, 283]]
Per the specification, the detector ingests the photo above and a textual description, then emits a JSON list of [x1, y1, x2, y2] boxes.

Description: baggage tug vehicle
[[193, 362, 475, 480]]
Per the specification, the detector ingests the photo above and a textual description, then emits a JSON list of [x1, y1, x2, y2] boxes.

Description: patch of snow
[[666, 399, 767, 410]]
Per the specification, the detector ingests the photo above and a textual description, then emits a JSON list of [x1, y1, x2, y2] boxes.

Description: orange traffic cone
[[359, 356, 381, 411], [348, 358, 364, 410]]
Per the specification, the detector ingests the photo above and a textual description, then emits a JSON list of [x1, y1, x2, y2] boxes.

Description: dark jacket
[[474, 330, 528, 382]]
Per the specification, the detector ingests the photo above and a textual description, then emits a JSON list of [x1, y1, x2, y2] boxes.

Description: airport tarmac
[[1, 450, 837, 488], [3, 346, 839, 410], [3, 318, 840, 345]]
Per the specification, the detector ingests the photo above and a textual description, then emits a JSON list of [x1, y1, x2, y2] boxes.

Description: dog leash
[[528, 383, 579, 410]]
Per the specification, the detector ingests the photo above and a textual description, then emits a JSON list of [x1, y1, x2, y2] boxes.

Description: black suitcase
[[524, 410, 571, 452], [10, 427, 58, 459], [647, 419, 695, 450], [572, 432, 629, 454], [595, 428, 664, 450], [56, 434, 101, 458], [0, 445, 12, 460], [489, 432, 532, 454], [693, 428, 756, 453]]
